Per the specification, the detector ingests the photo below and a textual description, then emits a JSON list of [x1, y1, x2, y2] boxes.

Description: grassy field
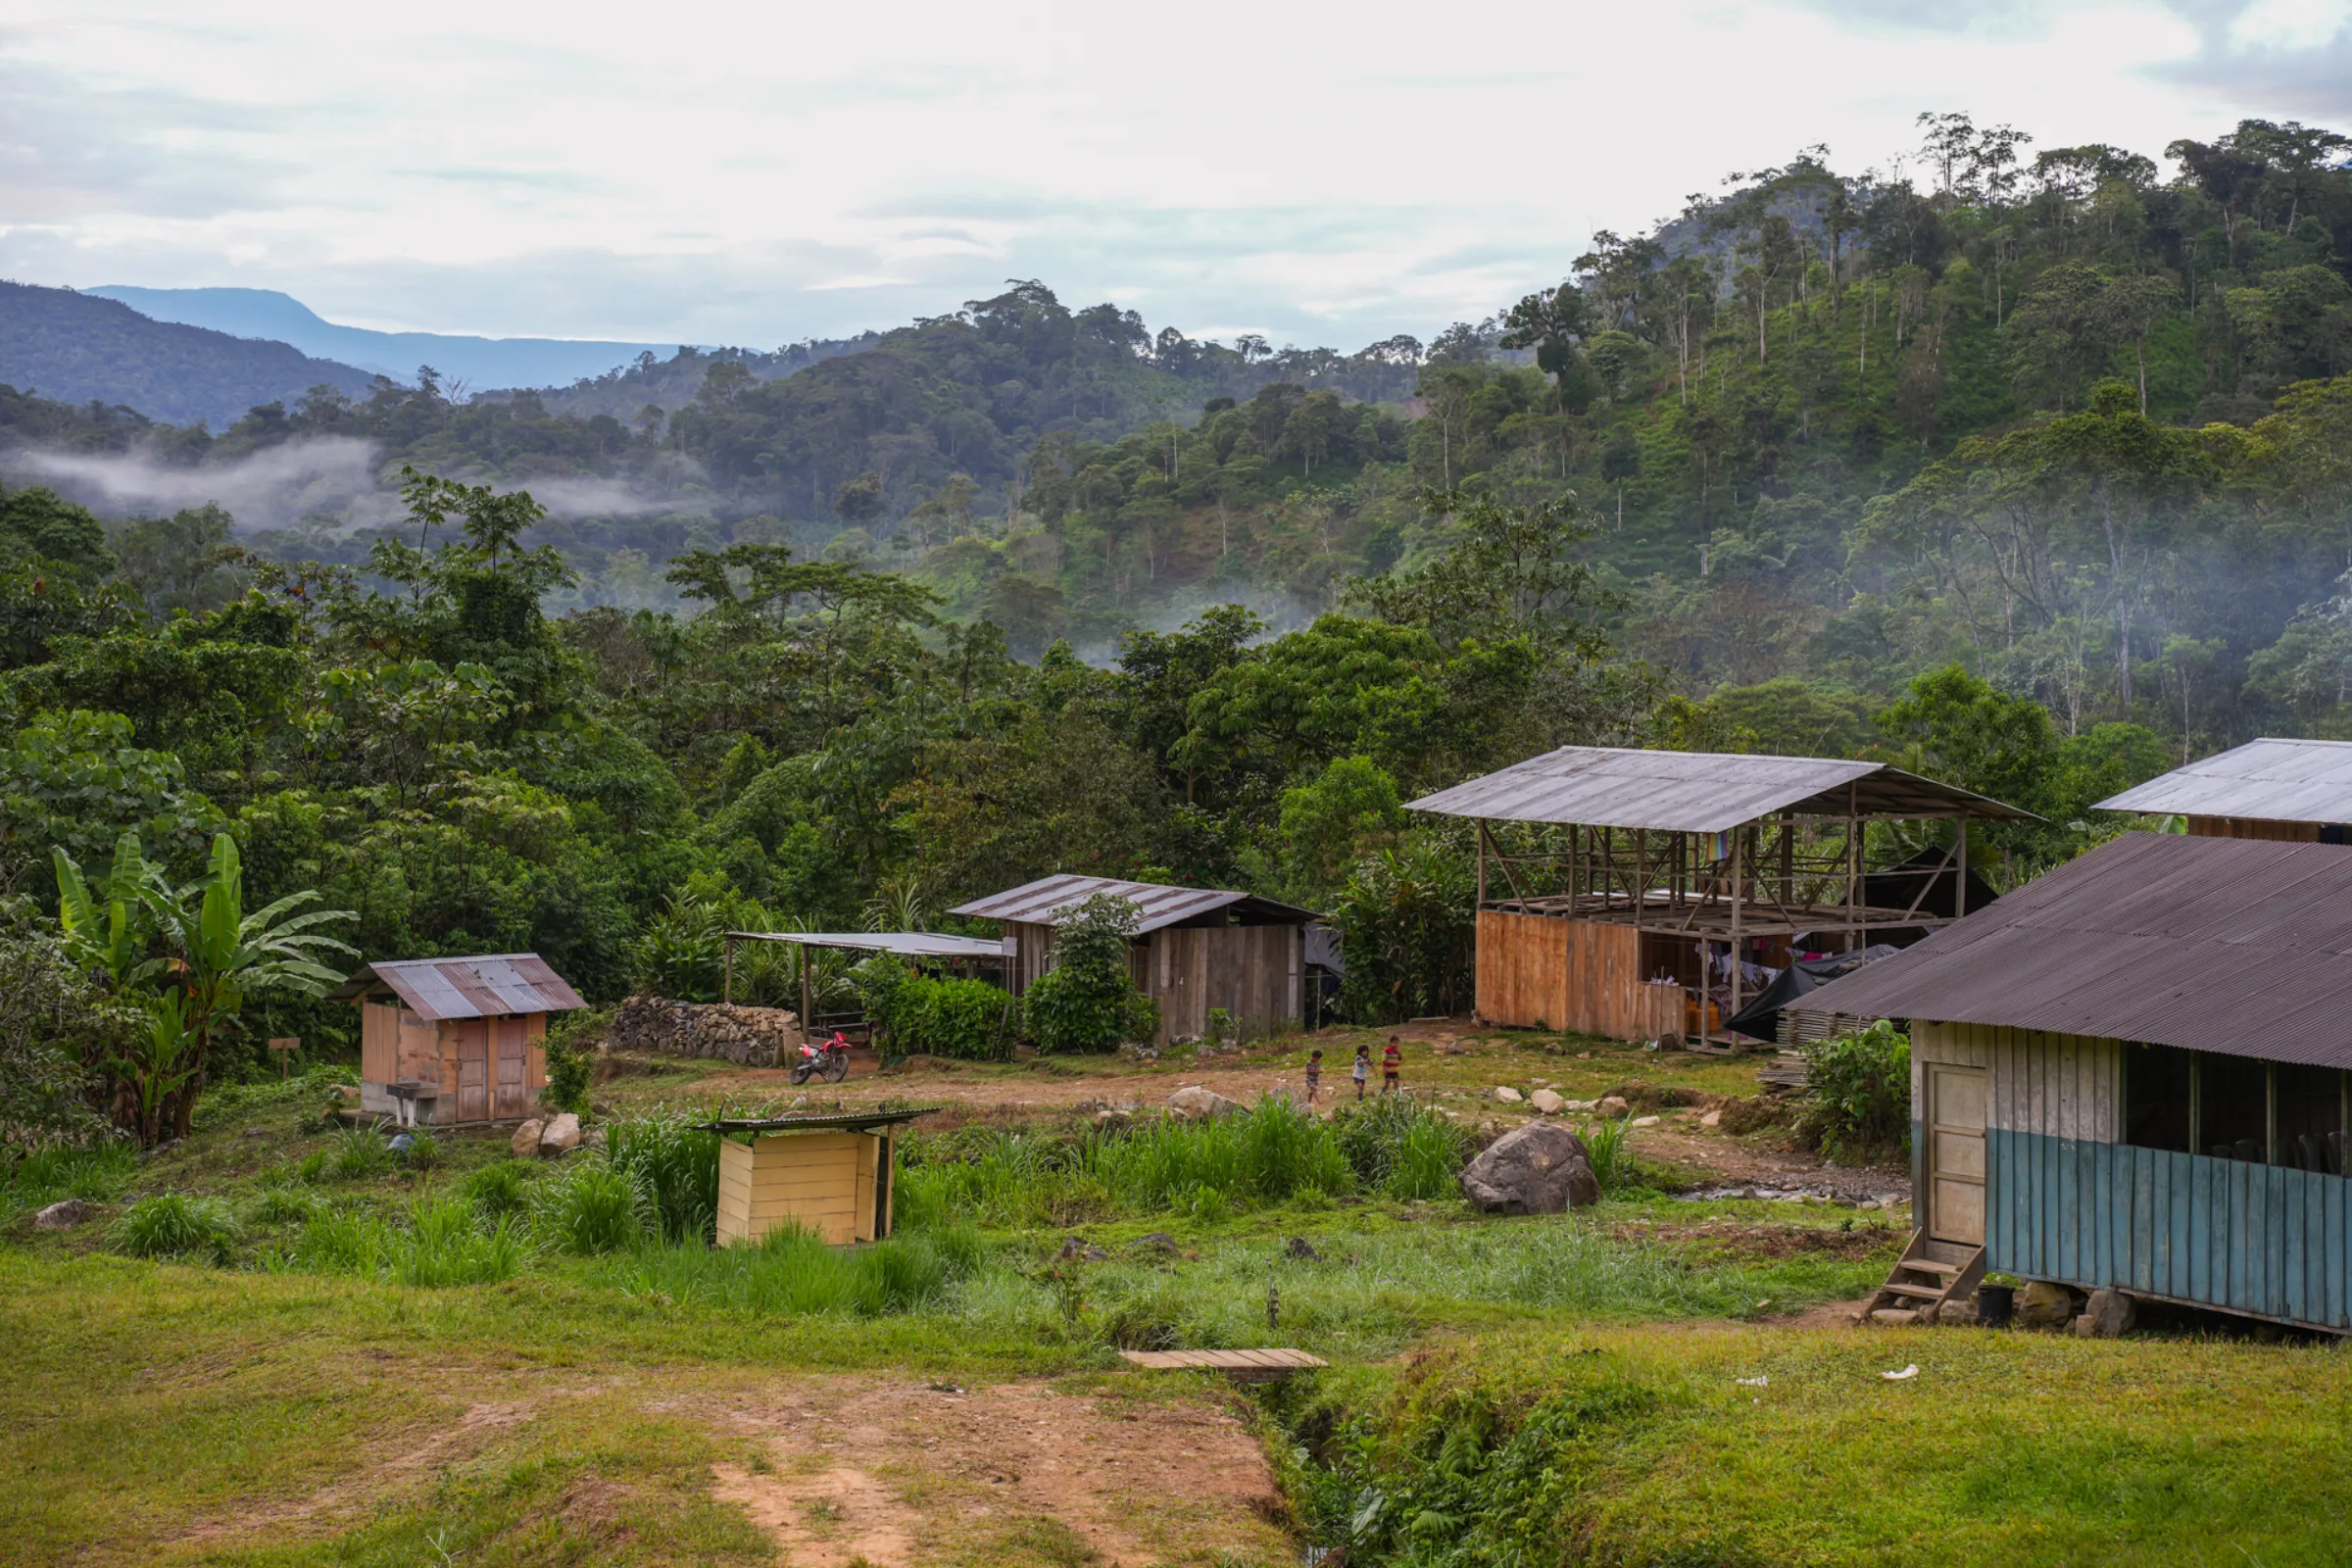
[[7, 1028, 2350, 1566]]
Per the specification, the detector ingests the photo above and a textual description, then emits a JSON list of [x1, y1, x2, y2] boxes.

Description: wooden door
[[454, 1022, 490, 1123], [493, 1018, 529, 1119], [1927, 1062, 1987, 1246]]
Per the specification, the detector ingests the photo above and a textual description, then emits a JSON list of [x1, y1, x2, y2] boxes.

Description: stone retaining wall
[[609, 996, 804, 1067]]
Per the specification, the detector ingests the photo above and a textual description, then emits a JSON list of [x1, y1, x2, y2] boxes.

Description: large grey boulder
[[511, 1118, 545, 1158], [538, 1112, 582, 1155], [1166, 1086, 1241, 1120], [1458, 1122, 1600, 1213]]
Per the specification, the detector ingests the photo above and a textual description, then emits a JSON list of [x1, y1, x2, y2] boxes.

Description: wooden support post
[[1845, 784, 1860, 955], [1729, 824, 1745, 1027], [1955, 812, 1971, 913], [1476, 820, 1488, 906], [723, 936, 734, 1005], [1635, 829, 1647, 930], [800, 942, 814, 1033]]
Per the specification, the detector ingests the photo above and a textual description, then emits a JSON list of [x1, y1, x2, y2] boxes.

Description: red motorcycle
[[791, 1031, 853, 1085]]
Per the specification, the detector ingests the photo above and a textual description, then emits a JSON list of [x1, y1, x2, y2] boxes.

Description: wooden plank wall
[[1912, 1020, 2119, 1141], [1475, 911, 1671, 1040], [361, 1003, 400, 1084], [2188, 815, 2321, 842], [1150, 925, 1300, 1043], [1988, 1129, 2352, 1329], [715, 1131, 873, 1247], [1002, 921, 1057, 997]]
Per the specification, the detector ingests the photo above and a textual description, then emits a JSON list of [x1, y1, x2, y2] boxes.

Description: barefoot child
[[1382, 1035, 1401, 1095], [1352, 1043, 1371, 1101], [1304, 1049, 1323, 1103]]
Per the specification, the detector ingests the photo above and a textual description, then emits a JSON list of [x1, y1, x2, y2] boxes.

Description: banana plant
[[52, 833, 172, 992], [109, 992, 204, 1148], [150, 834, 358, 1138]]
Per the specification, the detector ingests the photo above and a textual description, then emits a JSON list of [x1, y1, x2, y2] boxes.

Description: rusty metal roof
[[2096, 737, 2352, 823], [948, 874, 1317, 934], [1405, 746, 2035, 832], [336, 954, 587, 1021], [1801, 832, 2352, 1069]]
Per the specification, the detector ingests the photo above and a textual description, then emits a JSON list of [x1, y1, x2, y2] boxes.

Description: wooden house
[[1806, 832, 2352, 1333], [705, 1108, 937, 1247], [335, 955, 586, 1126], [949, 875, 1316, 1045], [1405, 747, 2034, 1048], [2098, 736, 2352, 842]]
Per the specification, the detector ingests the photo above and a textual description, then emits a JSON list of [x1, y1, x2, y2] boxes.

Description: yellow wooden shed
[[703, 1108, 940, 1247]]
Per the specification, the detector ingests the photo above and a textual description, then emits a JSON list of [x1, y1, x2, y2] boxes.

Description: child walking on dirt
[[1382, 1035, 1402, 1095], [1304, 1049, 1323, 1103], [1352, 1043, 1371, 1101]]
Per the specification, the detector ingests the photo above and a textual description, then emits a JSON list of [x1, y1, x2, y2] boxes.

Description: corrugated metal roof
[[724, 931, 1005, 960], [336, 954, 587, 1021], [696, 1107, 943, 1134], [2096, 737, 2352, 823], [1404, 746, 2036, 832], [1801, 832, 2352, 1069], [948, 874, 1317, 934]]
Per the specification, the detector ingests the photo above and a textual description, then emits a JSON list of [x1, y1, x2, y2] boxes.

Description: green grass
[[602, 1223, 985, 1316], [286, 1195, 522, 1287], [1, 1144, 136, 1215]]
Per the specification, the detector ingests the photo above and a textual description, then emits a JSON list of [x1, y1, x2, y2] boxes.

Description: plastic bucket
[[1977, 1284, 2015, 1328]]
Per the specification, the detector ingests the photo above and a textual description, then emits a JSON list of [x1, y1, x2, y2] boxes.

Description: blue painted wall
[[1988, 1128, 2352, 1329]]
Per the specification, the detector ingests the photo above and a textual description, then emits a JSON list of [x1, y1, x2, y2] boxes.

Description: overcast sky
[[4, 0, 2349, 352]]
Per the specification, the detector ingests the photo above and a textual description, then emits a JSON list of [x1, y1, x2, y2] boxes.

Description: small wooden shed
[[704, 1108, 938, 1247], [949, 874, 1317, 1045], [1807, 832, 2352, 1333], [335, 955, 587, 1126], [2098, 736, 2352, 842]]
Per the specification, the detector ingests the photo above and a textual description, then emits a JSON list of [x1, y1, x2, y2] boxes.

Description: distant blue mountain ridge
[[83, 286, 682, 394]]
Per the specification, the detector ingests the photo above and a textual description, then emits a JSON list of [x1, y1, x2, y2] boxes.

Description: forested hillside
[[1, 112, 2351, 1086], [0, 282, 378, 430]]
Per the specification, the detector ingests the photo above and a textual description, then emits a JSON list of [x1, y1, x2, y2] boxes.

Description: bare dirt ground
[[704, 1375, 1292, 1567]]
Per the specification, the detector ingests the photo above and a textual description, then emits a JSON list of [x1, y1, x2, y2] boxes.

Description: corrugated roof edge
[[695, 1107, 944, 1134]]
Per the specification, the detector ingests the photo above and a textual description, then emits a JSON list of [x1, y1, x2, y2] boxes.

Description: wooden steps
[[1863, 1229, 1985, 1325], [1119, 1348, 1327, 1383]]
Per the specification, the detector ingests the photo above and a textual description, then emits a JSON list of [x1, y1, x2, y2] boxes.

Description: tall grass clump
[[325, 1126, 393, 1180], [1337, 1093, 1471, 1198], [605, 1117, 719, 1242], [113, 1194, 238, 1260], [535, 1160, 649, 1254], [606, 1222, 985, 1316], [897, 1129, 1103, 1230], [460, 1159, 534, 1220], [294, 1197, 519, 1286], [5, 1142, 135, 1213], [1579, 1116, 1635, 1195], [1097, 1097, 1350, 1209]]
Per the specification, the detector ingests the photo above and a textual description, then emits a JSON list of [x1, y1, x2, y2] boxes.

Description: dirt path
[[706, 1375, 1292, 1567]]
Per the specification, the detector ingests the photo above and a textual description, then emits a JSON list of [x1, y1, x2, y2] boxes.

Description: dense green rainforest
[[3, 111, 2352, 1127]]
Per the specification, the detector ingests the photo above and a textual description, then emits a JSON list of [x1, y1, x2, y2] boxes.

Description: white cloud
[[0, 0, 2319, 351]]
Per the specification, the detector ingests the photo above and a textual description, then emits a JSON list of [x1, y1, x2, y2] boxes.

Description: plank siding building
[[950, 875, 1315, 1045], [1405, 747, 2034, 1048], [336, 955, 587, 1126], [2098, 736, 2352, 842], [704, 1108, 937, 1247], [1806, 832, 2352, 1333]]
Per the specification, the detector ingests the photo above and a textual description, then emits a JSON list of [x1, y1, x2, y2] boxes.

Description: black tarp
[[1726, 944, 1902, 1041], [1859, 846, 1998, 919]]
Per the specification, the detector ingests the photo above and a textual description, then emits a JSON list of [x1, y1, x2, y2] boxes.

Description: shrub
[[852, 958, 1010, 1060], [1022, 896, 1158, 1054], [535, 1161, 649, 1254], [543, 1025, 595, 1117], [114, 1194, 238, 1260], [604, 1117, 719, 1243], [1796, 1021, 1913, 1160], [1332, 837, 1474, 1024]]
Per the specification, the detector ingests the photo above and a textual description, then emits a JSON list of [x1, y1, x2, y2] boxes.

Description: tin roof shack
[[2098, 736, 2352, 842], [949, 875, 1317, 1045], [702, 1108, 937, 1247], [336, 955, 587, 1126], [1407, 746, 2034, 1049], [1804, 832, 2352, 1333]]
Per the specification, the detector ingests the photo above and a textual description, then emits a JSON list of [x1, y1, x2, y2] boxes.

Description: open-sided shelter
[[1406, 746, 2035, 1047], [2097, 736, 2352, 842], [1804, 831, 2352, 1333], [949, 874, 1317, 1044], [336, 955, 586, 1125], [701, 1107, 938, 1246]]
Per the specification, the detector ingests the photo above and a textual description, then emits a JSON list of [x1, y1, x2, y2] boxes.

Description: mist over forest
[[4, 109, 2352, 1026]]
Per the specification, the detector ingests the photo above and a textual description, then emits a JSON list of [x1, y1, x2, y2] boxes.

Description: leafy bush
[[852, 957, 1009, 1060], [543, 1016, 596, 1116], [1021, 895, 1158, 1054], [294, 1197, 519, 1287], [114, 1194, 238, 1260], [604, 1117, 719, 1243], [1332, 837, 1474, 1024], [0, 930, 136, 1155], [1796, 1021, 1913, 1160], [535, 1160, 649, 1254]]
